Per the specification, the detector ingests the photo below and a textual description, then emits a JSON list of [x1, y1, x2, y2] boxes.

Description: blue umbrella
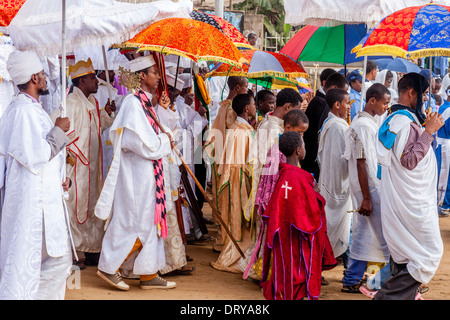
[[375, 57, 421, 74]]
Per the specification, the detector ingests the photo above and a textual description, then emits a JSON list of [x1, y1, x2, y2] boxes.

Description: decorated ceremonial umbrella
[[352, 2, 450, 59], [207, 49, 308, 90], [118, 17, 246, 67], [352, 2, 450, 110], [189, 9, 253, 49]]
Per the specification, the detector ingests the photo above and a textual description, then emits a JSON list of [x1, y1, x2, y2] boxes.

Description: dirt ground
[[65, 201, 450, 301]]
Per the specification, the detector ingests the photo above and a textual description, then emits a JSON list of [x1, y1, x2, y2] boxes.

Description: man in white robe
[[317, 89, 352, 265], [375, 73, 444, 300], [0, 50, 75, 300], [341, 83, 391, 293], [95, 55, 176, 290], [51, 58, 115, 268]]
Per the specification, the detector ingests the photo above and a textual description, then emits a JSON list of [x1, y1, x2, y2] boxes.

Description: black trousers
[[373, 257, 421, 300]]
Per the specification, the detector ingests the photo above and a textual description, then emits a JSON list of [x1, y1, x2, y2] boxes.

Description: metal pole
[[61, 0, 66, 117], [360, 55, 367, 112], [215, 0, 224, 18]]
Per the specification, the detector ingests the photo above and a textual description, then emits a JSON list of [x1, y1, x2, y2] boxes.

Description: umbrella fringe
[[356, 45, 407, 59], [247, 71, 309, 81], [125, 43, 248, 67]]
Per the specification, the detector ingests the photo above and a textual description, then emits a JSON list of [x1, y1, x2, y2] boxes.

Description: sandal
[[168, 266, 195, 275], [186, 255, 194, 262], [341, 284, 362, 294], [359, 284, 377, 299]]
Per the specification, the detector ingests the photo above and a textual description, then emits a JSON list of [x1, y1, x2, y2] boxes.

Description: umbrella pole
[[173, 55, 180, 103], [61, 0, 66, 117], [360, 55, 367, 112], [429, 56, 432, 113], [102, 45, 115, 117], [146, 107, 245, 259]]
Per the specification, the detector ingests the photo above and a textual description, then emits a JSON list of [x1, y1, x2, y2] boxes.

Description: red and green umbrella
[[280, 23, 370, 65]]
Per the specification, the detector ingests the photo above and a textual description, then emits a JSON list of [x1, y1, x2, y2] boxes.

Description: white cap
[[178, 73, 192, 89], [129, 55, 156, 73], [7, 50, 44, 86], [166, 72, 185, 91]]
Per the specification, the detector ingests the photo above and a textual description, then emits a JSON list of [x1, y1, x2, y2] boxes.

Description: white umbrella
[[283, 0, 450, 27], [7, 0, 193, 114]]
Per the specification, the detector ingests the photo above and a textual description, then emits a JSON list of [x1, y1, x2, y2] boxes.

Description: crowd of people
[[0, 28, 449, 300]]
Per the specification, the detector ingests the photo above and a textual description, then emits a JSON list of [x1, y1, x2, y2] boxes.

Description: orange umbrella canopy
[[0, 0, 26, 28], [121, 17, 246, 67]]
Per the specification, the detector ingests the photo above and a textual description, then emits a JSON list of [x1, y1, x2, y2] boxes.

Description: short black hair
[[397, 73, 429, 94], [71, 74, 88, 87], [366, 60, 378, 74], [366, 83, 391, 101], [434, 93, 442, 105], [320, 68, 338, 83], [325, 88, 350, 109], [248, 33, 257, 39], [232, 93, 253, 115], [276, 88, 302, 108], [324, 72, 348, 90], [227, 76, 247, 91], [283, 109, 309, 128], [256, 89, 275, 103], [279, 131, 304, 157]]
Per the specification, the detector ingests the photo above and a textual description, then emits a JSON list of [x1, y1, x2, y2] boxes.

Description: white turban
[[7, 50, 43, 86], [129, 55, 156, 73]]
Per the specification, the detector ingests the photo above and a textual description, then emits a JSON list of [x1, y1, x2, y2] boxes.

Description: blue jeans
[[342, 257, 367, 287]]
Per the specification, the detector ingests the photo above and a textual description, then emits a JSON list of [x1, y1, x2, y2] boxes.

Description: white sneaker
[[97, 270, 130, 291]]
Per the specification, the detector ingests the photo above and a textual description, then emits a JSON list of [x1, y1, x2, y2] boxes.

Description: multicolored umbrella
[[189, 9, 253, 49], [280, 23, 370, 65], [353, 3, 450, 59], [119, 17, 246, 67], [207, 49, 308, 89], [0, 0, 26, 29]]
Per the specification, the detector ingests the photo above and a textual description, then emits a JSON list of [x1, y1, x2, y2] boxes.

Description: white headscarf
[[7, 50, 43, 86], [375, 69, 399, 105], [441, 73, 450, 101]]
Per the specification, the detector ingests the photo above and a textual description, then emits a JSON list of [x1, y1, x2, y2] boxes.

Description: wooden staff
[[147, 108, 246, 259]]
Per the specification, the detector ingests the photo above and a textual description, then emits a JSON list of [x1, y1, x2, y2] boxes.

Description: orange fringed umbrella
[[120, 18, 246, 68]]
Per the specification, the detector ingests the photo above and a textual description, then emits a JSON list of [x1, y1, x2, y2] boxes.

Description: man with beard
[[0, 50, 74, 299], [51, 58, 115, 269]]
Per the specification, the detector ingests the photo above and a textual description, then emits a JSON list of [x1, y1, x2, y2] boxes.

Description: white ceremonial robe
[[51, 86, 114, 254], [377, 110, 443, 284], [0, 94, 74, 300], [318, 112, 352, 258], [245, 113, 284, 222], [95, 92, 172, 276], [343, 113, 389, 263], [94, 78, 125, 179]]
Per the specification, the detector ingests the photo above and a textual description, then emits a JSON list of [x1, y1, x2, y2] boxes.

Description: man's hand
[[198, 105, 207, 117], [62, 177, 71, 192], [55, 117, 70, 132], [358, 198, 372, 216], [159, 91, 171, 109], [105, 99, 116, 116], [425, 112, 445, 135]]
